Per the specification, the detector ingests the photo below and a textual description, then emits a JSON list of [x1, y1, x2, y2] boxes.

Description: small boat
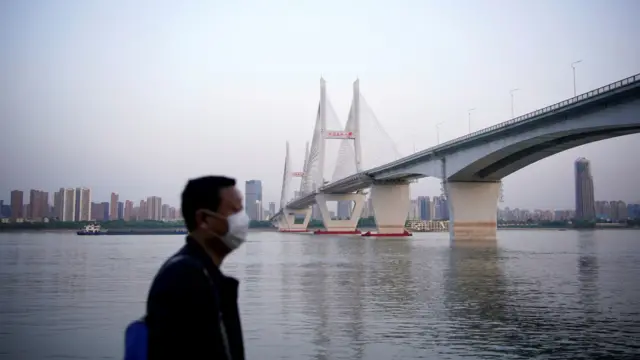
[[77, 223, 107, 235], [76, 224, 188, 236]]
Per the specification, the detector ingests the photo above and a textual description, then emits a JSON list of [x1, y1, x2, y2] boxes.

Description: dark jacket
[[146, 237, 245, 360]]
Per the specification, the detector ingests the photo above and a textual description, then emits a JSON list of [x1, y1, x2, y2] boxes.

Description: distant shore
[[0, 227, 282, 233]]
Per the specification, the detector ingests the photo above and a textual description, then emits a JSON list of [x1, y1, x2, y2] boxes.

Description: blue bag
[[124, 319, 148, 360], [123, 255, 231, 360]]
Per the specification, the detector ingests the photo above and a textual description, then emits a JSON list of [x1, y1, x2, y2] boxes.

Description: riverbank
[[0, 227, 281, 233]]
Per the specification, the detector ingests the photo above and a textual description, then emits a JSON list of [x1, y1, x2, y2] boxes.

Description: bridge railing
[[439, 73, 640, 148]]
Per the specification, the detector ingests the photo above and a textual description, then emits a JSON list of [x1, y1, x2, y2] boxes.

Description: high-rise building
[[75, 188, 82, 221], [63, 188, 76, 221], [575, 158, 596, 220], [337, 200, 351, 220], [74, 187, 91, 221], [245, 180, 263, 221], [53, 190, 63, 220], [90, 202, 103, 221], [43, 191, 51, 218], [147, 196, 162, 220], [628, 203, 640, 219], [161, 204, 170, 220], [124, 200, 134, 221], [10, 190, 24, 220], [254, 200, 263, 221], [100, 202, 109, 221], [595, 200, 611, 220], [28, 189, 48, 220], [408, 199, 420, 220], [0, 200, 10, 218], [81, 189, 90, 221], [268, 202, 276, 218], [110, 193, 119, 220], [418, 196, 431, 220], [609, 200, 628, 221], [117, 201, 124, 220], [433, 195, 449, 220], [139, 199, 147, 221]]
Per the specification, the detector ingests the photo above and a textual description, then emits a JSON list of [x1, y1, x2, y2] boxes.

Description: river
[[0, 230, 639, 359]]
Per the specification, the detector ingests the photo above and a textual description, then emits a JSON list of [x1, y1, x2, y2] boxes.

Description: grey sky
[[1, 0, 639, 210]]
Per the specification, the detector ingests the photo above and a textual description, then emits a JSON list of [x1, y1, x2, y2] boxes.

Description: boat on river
[[76, 224, 188, 236], [77, 224, 107, 235]]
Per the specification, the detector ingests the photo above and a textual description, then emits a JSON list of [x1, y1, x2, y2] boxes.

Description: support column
[[446, 181, 500, 241], [279, 207, 312, 232], [314, 193, 365, 234], [367, 182, 412, 236]]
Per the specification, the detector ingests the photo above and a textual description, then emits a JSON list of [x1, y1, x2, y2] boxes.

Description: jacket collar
[[184, 236, 240, 297]]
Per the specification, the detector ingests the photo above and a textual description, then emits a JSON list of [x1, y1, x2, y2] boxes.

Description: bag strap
[[164, 254, 233, 360]]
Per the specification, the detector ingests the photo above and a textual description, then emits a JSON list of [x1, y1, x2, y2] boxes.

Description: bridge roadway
[[280, 73, 640, 213]]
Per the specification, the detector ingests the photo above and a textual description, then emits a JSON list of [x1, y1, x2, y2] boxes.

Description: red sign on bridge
[[291, 172, 304, 177], [325, 131, 355, 139]]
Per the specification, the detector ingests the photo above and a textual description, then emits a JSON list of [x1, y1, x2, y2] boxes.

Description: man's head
[[181, 176, 247, 256]]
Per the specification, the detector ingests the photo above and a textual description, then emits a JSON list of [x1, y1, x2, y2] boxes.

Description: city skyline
[[1, 1, 639, 212], [4, 154, 640, 214], [1, 186, 180, 222], [4, 154, 638, 223]]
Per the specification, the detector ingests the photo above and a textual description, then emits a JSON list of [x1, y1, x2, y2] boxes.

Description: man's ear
[[194, 209, 208, 229]]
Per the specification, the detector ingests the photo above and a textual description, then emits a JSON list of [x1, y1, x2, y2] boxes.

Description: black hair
[[181, 176, 236, 232]]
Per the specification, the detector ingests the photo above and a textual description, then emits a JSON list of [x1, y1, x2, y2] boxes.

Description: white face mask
[[219, 211, 250, 250]]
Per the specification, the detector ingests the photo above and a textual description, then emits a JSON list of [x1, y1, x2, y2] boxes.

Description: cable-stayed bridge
[[273, 74, 640, 241]]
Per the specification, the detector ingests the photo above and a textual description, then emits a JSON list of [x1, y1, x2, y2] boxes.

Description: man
[[146, 176, 249, 359]]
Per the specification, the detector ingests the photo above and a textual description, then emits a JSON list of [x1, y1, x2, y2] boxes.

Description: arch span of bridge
[[272, 74, 640, 241]]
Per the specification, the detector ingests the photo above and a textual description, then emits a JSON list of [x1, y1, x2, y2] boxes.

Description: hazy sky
[[1, 0, 639, 210]]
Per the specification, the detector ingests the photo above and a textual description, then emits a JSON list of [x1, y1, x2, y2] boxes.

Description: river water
[[0, 230, 639, 359]]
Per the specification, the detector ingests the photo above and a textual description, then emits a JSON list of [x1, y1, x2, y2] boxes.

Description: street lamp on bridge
[[467, 108, 476, 134], [436, 121, 445, 145], [510, 88, 520, 118], [572, 60, 582, 96]]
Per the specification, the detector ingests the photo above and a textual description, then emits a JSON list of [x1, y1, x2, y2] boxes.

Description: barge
[[77, 224, 187, 236]]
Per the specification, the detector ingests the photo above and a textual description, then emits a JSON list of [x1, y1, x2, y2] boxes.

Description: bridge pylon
[[312, 79, 368, 234], [273, 141, 313, 232]]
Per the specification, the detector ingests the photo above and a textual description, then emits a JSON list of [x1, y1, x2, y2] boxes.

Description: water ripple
[[0, 230, 639, 359]]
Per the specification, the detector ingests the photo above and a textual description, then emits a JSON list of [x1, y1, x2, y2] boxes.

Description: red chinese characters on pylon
[[327, 131, 355, 138]]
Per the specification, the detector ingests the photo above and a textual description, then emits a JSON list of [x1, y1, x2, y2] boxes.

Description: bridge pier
[[446, 181, 501, 241], [278, 207, 312, 232], [314, 193, 365, 234], [366, 182, 412, 236], [273, 216, 285, 230]]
